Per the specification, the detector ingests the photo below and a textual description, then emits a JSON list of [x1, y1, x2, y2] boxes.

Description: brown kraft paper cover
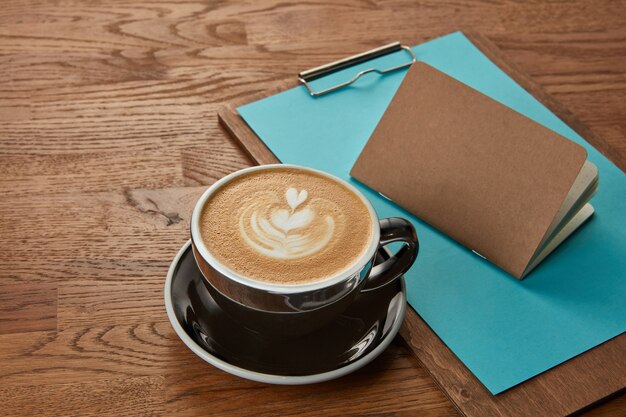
[[351, 62, 587, 278]]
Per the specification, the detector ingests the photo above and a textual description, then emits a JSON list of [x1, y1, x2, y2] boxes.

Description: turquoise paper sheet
[[237, 32, 626, 394]]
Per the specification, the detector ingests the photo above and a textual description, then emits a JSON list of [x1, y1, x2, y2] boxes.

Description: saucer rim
[[164, 239, 407, 385]]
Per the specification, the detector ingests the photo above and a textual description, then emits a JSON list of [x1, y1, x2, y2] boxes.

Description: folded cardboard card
[[351, 62, 598, 279]]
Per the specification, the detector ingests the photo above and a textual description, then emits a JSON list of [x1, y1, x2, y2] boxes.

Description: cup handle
[[361, 217, 419, 292]]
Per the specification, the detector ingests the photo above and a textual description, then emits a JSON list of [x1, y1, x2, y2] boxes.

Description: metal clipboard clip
[[298, 42, 417, 97]]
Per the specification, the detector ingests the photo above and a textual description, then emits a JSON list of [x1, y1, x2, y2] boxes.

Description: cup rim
[[190, 164, 380, 294]]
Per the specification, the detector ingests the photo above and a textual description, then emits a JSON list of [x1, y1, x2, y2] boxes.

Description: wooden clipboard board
[[217, 32, 626, 417]]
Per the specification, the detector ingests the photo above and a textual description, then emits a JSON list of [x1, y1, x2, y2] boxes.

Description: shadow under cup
[[190, 165, 419, 337]]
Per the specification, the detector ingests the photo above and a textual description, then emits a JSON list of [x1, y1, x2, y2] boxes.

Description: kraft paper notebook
[[228, 32, 626, 409], [351, 62, 598, 279]]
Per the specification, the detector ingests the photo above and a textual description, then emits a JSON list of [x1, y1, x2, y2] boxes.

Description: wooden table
[[1, 1, 624, 415]]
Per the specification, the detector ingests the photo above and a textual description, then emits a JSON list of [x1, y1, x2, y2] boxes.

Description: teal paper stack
[[237, 32, 626, 394]]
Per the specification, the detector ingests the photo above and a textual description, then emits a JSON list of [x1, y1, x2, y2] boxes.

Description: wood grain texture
[[0, 376, 164, 416], [0, 283, 57, 335], [1, 0, 625, 415]]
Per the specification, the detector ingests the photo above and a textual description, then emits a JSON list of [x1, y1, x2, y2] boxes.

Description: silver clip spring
[[298, 42, 417, 97]]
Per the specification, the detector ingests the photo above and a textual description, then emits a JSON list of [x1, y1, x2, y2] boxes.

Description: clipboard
[[217, 32, 625, 417]]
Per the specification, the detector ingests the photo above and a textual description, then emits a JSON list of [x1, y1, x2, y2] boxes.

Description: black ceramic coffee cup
[[190, 165, 418, 336]]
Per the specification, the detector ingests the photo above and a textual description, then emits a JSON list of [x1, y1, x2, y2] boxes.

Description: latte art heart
[[239, 188, 336, 259]]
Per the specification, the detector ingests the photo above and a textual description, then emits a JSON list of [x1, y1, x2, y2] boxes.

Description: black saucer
[[164, 240, 406, 384]]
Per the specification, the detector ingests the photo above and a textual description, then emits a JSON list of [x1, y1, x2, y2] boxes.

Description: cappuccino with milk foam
[[200, 167, 373, 284]]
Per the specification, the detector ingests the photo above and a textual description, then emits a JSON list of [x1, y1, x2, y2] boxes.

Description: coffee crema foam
[[200, 168, 373, 284]]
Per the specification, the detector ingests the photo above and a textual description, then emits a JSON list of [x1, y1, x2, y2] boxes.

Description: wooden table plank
[[1, 0, 624, 415], [0, 376, 165, 417], [0, 283, 57, 335]]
